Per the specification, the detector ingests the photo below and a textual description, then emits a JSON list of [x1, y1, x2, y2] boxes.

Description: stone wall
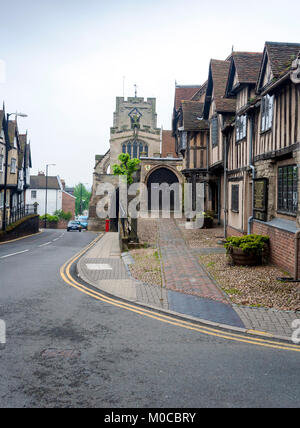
[[0, 215, 40, 242]]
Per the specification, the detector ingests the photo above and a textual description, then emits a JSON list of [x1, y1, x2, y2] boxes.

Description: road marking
[[0, 249, 29, 259], [86, 263, 112, 270], [38, 242, 52, 247], [0, 231, 43, 245], [59, 237, 300, 353]]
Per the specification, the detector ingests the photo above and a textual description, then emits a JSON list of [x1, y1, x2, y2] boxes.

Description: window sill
[[277, 210, 297, 218], [231, 210, 239, 214], [236, 137, 246, 144], [260, 128, 272, 136]]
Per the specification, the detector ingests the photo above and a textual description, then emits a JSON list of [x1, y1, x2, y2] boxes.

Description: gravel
[[200, 253, 300, 311], [129, 248, 162, 286]]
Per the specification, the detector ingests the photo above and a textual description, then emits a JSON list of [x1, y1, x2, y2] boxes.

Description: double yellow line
[[60, 235, 300, 353]]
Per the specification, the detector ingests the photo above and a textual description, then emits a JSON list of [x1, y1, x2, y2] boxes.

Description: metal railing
[[2, 204, 37, 226]]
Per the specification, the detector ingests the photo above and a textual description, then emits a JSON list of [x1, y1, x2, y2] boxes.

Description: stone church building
[[88, 95, 183, 231]]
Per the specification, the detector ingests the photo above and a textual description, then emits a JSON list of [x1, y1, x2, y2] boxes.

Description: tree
[[74, 183, 91, 216], [112, 153, 140, 184]]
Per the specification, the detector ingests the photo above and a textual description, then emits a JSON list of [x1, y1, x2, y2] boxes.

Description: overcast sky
[[0, 0, 300, 187]]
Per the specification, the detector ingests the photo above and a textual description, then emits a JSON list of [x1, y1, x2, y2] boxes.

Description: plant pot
[[203, 217, 214, 229], [229, 247, 262, 266]]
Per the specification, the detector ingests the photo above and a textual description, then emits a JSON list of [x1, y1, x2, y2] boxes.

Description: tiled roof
[[26, 143, 32, 168], [210, 60, 236, 113], [232, 52, 263, 84], [0, 110, 4, 132], [174, 85, 201, 110], [30, 175, 61, 190], [18, 134, 27, 167], [266, 41, 300, 78], [181, 101, 209, 130], [7, 120, 17, 148]]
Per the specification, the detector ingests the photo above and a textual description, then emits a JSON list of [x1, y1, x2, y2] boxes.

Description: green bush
[[39, 214, 59, 223], [54, 210, 73, 221], [224, 234, 269, 256]]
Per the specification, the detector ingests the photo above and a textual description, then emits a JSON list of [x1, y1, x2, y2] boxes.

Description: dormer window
[[261, 94, 274, 132]]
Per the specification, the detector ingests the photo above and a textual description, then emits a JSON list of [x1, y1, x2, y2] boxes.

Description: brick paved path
[[158, 218, 228, 304]]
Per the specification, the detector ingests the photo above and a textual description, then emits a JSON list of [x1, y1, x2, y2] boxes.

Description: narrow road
[[0, 229, 300, 408]]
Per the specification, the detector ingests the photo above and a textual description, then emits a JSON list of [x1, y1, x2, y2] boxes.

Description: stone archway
[[146, 167, 180, 212]]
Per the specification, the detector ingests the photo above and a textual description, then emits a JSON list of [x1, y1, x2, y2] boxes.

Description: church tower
[[109, 95, 161, 169]]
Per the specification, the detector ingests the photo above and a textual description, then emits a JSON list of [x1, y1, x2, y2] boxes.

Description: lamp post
[[44, 163, 56, 229], [2, 112, 28, 231]]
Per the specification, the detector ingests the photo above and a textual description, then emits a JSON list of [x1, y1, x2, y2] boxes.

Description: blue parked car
[[78, 216, 88, 230]]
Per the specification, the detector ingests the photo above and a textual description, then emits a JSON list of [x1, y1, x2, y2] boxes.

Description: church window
[[133, 141, 138, 158], [127, 142, 132, 157]]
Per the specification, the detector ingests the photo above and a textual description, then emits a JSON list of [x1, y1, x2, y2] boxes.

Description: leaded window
[[231, 184, 239, 212], [121, 141, 148, 159], [236, 115, 247, 142], [261, 94, 274, 132], [211, 116, 219, 147], [278, 165, 298, 214]]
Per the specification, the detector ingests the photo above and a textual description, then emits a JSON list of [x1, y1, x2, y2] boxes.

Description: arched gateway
[[146, 167, 179, 212]]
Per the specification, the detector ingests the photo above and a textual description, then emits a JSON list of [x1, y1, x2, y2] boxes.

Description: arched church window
[[122, 144, 126, 154], [127, 142, 132, 157], [144, 144, 148, 157], [133, 141, 138, 158], [139, 142, 143, 156]]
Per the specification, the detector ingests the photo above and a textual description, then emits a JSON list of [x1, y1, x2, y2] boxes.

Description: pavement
[[76, 220, 300, 343]]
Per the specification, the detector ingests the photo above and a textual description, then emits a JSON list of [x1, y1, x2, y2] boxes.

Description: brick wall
[[62, 192, 75, 219], [162, 130, 177, 158], [252, 220, 296, 275], [227, 225, 245, 237]]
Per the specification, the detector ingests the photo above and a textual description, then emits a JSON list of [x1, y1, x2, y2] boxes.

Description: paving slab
[[76, 226, 300, 342]]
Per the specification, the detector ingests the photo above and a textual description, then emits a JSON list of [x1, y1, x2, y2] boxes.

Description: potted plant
[[224, 234, 270, 266], [194, 211, 214, 229]]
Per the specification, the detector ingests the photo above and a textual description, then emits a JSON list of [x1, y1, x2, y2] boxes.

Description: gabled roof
[[257, 41, 300, 92], [190, 81, 208, 102], [30, 175, 61, 190], [26, 143, 32, 168], [174, 85, 201, 111], [181, 101, 209, 131], [203, 59, 236, 118], [0, 110, 4, 133], [7, 120, 19, 149], [226, 52, 263, 96], [18, 134, 27, 168]]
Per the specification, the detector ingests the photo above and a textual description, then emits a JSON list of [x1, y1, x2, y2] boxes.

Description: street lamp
[[44, 163, 56, 229], [2, 112, 28, 231]]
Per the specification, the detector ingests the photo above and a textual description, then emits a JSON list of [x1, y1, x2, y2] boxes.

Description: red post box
[[105, 218, 110, 232]]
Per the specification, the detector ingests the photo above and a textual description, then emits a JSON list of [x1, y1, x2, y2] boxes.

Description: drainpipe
[[248, 114, 255, 235], [223, 134, 228, 239]]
